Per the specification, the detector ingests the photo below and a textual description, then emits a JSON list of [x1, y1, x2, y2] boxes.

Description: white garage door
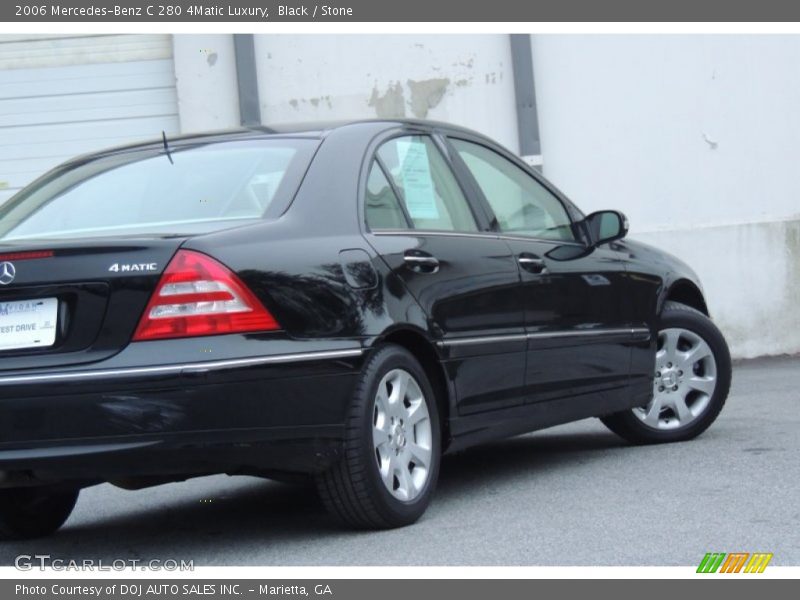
[[0, 35, 180, 204]]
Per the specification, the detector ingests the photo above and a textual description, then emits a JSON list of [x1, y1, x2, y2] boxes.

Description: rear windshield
[[0, 138, 317, 240]]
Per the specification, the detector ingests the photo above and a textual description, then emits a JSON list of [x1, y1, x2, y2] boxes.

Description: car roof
[[260, 118, 485, 137], [61, 119, 489, 166]]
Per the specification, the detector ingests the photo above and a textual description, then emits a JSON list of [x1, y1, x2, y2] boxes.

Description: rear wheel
[[602, 301, 731, 444], [0, 486, 79, 540], [316, 344, 441, 529]]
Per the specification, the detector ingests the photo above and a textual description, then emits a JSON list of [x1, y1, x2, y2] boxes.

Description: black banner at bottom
[[4, 579, 796, 600]]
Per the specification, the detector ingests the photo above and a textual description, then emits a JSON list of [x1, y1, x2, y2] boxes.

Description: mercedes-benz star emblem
[[0, 262, 16, 285]]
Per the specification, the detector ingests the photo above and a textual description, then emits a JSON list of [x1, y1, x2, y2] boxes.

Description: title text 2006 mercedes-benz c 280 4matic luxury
[[0, 120, 731, 538]]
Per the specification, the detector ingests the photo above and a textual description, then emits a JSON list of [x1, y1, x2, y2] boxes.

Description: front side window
[[0, 139, 317, 240], [372, 136, 478, 232], [451, 139, 575, 242]]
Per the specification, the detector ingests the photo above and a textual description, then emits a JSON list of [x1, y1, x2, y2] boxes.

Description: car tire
[[0, 486, 79, 540], [316, 344, 441, 529], [601, 301, 732, 444]]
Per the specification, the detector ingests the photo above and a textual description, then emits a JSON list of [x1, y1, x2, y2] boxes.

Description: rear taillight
[[133, 250, 279, 341]]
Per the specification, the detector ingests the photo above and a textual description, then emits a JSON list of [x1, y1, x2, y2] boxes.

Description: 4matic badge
[[108, 263, 158, 273]]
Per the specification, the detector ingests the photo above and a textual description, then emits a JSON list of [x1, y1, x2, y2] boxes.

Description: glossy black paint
[[366, 231, 526, 415], [0, 120, 710, 487]]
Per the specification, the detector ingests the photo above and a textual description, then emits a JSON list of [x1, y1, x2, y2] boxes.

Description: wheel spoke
[[373, 385, 390, 449], [379, 451, 395, 488], [390, 371, 410, 408], [688, 375, 716, 396], [407, 442, 431, 469], [395, 462, 413, 500], [643, 397, 663, 426], [375, 383, 390, 415], [405, 399, 428, 426], [373, 421, 390, 449], [661, 329, 681, 359], [681, 340, 712, 367], [672, 395, 693, 423]]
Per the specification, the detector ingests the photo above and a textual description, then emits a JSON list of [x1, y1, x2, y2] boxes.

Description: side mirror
[[584, 210, 629, 246]]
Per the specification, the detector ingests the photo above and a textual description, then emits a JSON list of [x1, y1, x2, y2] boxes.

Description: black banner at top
[[3, 0, 800, 22]]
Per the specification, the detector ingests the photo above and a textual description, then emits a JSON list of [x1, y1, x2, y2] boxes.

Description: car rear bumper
[[0, 340, 365, 484]]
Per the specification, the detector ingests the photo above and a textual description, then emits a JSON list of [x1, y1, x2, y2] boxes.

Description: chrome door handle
[[518, 255, 548, 274], [403, 253, 440, 272]]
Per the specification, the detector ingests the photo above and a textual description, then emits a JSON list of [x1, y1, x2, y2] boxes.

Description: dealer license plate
[[0, 297, 58, 351]]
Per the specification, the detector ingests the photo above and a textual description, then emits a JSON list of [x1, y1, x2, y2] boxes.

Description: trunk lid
[[0, 236, 185, 371]]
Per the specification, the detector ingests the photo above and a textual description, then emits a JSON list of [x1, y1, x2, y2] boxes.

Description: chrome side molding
[[438, 327, 651, 348], [0, 348, 364, 386]]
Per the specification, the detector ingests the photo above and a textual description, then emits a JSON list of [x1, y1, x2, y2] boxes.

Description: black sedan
[[0, 120, 731, 537]]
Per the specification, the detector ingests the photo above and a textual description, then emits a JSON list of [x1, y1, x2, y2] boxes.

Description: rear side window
[[372, 136, 477, 232], [0, 139, 317, 240], [365, 162, 409, 230]]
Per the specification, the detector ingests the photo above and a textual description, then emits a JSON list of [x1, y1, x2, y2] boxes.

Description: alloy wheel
[[634, 327, 718, 430], [372, 369, 433, 501]]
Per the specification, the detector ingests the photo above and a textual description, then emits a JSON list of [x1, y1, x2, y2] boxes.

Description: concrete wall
[[532, 35, 800, 358], [172, 34, 240, 132], [252, 35, 520, 152], [6, 34, 794, 359], [636, 221, 800, 358]]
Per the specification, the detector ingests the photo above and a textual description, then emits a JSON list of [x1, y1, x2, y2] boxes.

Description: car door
[[361, 133, 527, 415], [447, 137, 637, 405]]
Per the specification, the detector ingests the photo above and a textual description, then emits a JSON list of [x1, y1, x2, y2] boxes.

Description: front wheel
[[316, 344, 441, 529], [602, 301, 732, 444]]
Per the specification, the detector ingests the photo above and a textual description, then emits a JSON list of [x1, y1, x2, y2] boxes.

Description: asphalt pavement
[[1, 355, 798, 566]]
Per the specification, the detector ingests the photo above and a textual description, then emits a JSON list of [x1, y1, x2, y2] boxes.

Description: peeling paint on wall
[[200, 49, 218, 67], [288, 95, 334, 111], [309, 96, 333, 109], [407, 78, 450, 119], [368, 82, 406, 118], [254, 38, 516, 153]]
